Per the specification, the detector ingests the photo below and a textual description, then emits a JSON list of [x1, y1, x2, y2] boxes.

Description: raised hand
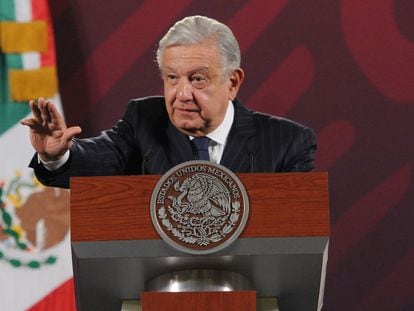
[[20, 98, 82, 161]]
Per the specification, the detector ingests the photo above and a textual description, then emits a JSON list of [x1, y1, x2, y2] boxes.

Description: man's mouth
[[174, 105, 200, 113], [175, 108, 200, 117]]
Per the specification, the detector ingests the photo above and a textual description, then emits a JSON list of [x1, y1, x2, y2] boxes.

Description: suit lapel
[[166, 121, 195, 167], [140, 99, 193, 174], [220, 100, 257, 172], [156, 99, 257, 173]]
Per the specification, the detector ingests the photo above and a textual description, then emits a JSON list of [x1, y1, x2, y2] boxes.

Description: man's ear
[[228, 68, 244, 100]]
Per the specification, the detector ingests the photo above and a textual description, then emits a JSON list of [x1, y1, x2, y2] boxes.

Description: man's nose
[[177, 80, 193, 101]]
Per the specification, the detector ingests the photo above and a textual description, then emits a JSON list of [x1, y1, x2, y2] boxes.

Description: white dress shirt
[[190, 100, 234, 164]]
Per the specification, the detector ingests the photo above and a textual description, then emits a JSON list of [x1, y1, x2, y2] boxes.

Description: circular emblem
[[150, 161, 249, 255]]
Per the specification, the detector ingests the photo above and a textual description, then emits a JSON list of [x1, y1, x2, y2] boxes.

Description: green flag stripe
[[5, 53, 23, 69], [0, 0, 16, 21], [0, 54, 8, 103], [0, 54, 28, 135], [0, 1, 30, 135]]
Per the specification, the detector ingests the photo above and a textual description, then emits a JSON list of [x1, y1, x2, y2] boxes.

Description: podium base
[[121, 297, 279, 311], [146, 269, 253, 292]]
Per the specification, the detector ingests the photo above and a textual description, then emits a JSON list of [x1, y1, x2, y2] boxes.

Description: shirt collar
[[190, 100, 234, 145]]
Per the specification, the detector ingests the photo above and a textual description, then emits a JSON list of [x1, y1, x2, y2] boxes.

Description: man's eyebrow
[[190, 67, 209, 73], [162, 66, 210, 73], [182, 67, 210, 78], [162, 66, 177, 73]]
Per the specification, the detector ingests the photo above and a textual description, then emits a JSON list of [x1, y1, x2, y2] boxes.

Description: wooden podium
[[70, 172, 329, 311]]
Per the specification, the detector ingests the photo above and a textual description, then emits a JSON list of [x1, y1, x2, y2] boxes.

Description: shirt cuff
[[38, 150, 70, 171]]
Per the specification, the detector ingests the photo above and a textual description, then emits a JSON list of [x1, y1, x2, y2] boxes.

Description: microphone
[[190, 140, 199, 160], [141, 149, 154, 175], [246, 140, 255, 173]]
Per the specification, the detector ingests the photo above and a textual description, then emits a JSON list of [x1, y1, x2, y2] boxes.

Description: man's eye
[[166, 75, 177, 84], [191, 75, 207, 87], [192, 76, 204, 81]]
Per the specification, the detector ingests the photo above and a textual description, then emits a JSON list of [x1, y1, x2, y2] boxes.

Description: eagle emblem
[[171, 173, 231, 218], [151, 161, 249, 254]]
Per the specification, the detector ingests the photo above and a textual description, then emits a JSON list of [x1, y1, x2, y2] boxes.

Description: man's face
[[161, 42, 243, 137]]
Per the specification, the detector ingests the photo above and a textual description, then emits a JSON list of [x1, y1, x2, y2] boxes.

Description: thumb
[[65, 126, 82, 142]]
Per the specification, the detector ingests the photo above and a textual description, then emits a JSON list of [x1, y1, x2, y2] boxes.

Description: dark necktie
[[192, 137, 210, 161]]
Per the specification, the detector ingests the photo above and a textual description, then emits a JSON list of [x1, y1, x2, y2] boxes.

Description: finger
[[38, 98, 51, 125], [29, 99, 42, 124], [45, 100, 65, 128], [20, 118, 38, 129]]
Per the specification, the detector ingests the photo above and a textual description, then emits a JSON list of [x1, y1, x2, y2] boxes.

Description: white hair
[[156, 15, 241, 77]]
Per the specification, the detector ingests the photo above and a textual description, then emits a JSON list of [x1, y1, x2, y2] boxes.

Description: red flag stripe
[[31, 0, 57, 67], [28, 278, 76, 311]]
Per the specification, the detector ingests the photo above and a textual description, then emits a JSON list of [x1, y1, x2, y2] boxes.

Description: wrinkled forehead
[[162, 44, 222, 68], [161, 41, 225, 72]]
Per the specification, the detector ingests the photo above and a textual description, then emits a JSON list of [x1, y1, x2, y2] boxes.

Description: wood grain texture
[[140, 291, 256, 311], [70, 172, 329, 242]]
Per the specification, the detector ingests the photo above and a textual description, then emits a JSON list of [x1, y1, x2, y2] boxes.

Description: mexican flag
[[0, 0, 75, 310]]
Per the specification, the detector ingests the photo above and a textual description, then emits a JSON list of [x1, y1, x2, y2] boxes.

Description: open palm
[[20, 98, 82, 161]]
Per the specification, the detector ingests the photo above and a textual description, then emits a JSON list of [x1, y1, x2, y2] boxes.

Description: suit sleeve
[[281, 126, 317, 172], [29, 101, 141, 188]]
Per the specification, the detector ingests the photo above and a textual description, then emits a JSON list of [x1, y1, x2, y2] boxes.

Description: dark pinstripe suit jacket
[[30, 96, 317, 189]]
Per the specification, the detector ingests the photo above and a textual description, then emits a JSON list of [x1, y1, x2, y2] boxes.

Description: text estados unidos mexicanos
[[156, 165, 241, 204]]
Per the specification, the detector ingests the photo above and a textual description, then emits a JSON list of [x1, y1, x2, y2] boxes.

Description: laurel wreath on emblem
[[158, 202, 240, 246], [157, 173, 241, 247]]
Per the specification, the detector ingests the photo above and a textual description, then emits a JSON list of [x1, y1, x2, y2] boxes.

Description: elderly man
[[21, 15, 317, 188]]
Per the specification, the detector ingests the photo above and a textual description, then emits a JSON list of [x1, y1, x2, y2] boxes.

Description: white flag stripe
[[15, 0, 42, 70], [14, 0, 32, 22], [0, 93, 72, 311], [22, 52, 41, 70]]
